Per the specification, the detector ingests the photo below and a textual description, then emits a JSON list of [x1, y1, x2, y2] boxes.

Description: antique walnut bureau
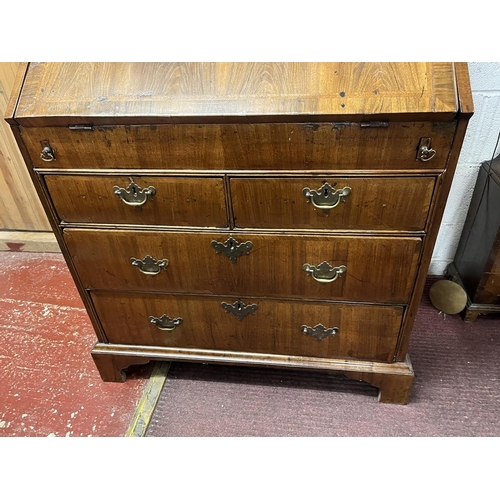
[[6, 63, 473, 404]]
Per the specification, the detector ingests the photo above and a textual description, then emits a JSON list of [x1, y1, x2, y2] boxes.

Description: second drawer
[[65, 229, 422, 303], [230, 176, 436, 231]]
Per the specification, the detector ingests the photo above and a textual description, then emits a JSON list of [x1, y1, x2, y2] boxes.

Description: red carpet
[[2, 250, 498, 437], [146, 280, 500, 437], [0, 252, 150, 437]]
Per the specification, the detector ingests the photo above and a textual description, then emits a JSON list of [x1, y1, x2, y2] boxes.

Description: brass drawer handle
[[130, 255, 169, 275], [303, 261, 347, 284], [221, 299, 258, 320], [302, 182, 352, 212], [149, 314, 183, 331], [113, 181, 156, 208], [302, 323, 339, 342], [211, 236, 253, 263]]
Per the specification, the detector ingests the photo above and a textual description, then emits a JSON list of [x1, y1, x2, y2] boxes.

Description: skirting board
[[0, 231, 60, 253]]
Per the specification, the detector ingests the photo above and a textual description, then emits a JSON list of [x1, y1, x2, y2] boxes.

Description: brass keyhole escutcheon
[[211, 237, 253, 263], [301, 324, 339, 342], [221, 299, 258, 320]]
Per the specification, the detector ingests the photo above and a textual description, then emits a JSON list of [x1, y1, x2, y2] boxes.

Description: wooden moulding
[[0, 231, 60, 253], [91, 343, 415, 405], [394, 63, 474, 362], [3, 62, 29, 124], [454, 62, 474, 118]]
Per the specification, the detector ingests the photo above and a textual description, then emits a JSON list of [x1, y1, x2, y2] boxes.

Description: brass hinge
[[68, 124, 94, 131], [360, 121, 389, 128]]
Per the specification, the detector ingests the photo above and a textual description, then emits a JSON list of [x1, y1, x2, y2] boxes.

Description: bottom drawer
[[91, 292, 404, 362]]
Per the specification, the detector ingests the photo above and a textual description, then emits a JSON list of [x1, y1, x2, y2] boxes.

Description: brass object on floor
[[429, 280, 467, 315]]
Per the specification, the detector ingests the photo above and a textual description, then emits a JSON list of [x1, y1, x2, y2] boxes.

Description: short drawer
[[45, 175, 228, 227], [91, 292, 404, 362], [23, 122, 455, 170], [231, 176, 435, 231], [65, 229, 421, 304]]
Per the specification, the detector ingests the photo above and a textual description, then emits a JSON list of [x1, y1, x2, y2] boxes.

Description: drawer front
[[45, 175, 228, 227], [23, 122, 455, 170], [231, 176, 435, 231], [91, 292, 404, 362], [66, 229, 421, 303]]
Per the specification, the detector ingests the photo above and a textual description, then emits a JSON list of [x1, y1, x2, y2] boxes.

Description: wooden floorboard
[[0, 231, 60, 253]]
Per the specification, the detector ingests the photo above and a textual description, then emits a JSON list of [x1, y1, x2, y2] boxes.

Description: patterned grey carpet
[[146, 280, 500, 437]]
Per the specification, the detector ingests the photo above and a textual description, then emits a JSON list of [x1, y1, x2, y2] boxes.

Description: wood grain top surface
[[13, 62, 460, 125]]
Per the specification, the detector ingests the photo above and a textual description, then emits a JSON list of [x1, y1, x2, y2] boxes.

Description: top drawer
[[21, 122, 456, 171], [44, 174, 228, 228]]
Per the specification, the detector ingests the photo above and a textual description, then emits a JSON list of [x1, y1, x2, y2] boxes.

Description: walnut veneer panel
[[64, 229, 421, 304], [14, 62, 457, 126], [22, 122, 455, 170], [45, 174, 228, 227], [91, 291, 403, 362], [231, 176, 435, 231]]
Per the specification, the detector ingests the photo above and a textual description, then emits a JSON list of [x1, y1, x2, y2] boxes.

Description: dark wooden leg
[[343, 356, 415, 404], [462, 308, 480, 322], [376, 373, 414, 404], [344, 371, 414, 404], [91, 352, 152, 382]]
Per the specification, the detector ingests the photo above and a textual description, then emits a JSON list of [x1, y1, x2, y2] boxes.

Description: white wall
[[429, 62, 500, 275]]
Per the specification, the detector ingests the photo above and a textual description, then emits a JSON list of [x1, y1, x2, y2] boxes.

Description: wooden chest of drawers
[[6, 63, 472, 404]]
